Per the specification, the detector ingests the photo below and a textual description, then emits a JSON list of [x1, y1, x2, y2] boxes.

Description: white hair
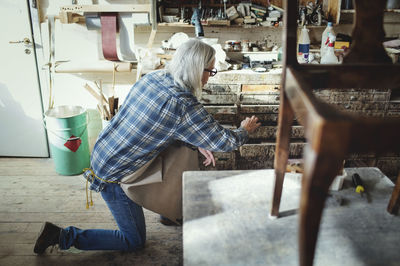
[[166, 38, 216, 93]]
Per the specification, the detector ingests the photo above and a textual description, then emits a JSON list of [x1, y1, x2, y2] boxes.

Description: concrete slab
[[183, 168, 400, 266]]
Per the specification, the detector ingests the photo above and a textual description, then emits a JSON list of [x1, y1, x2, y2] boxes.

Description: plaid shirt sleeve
[[175, 98, 248, 152]]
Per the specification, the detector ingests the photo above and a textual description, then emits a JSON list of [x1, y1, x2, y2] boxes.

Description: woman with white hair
[[34, 38, 260, 253]]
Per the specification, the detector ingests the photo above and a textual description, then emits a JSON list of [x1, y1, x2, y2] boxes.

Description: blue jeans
[[59, 183, 146, 251]]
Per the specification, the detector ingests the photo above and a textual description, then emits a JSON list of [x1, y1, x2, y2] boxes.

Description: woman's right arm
[[175, 100, 260, 152]]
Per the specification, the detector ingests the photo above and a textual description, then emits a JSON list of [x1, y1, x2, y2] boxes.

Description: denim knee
[[124, 236, 146, 251]]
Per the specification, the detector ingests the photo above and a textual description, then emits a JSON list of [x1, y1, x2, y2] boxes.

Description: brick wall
[[199, 71, 400, 180]]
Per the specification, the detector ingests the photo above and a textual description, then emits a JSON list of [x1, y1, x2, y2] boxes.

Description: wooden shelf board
[[341, 9, 400, 13]]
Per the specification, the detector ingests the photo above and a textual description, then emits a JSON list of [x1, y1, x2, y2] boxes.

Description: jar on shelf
[[224, 41, 233, 52], [261, 41, 268, 51], [233, 41, 242, 52], [242, 40, 250, 52]]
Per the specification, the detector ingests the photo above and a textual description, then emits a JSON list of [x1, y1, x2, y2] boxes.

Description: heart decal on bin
[[64, 135, 82, 152]]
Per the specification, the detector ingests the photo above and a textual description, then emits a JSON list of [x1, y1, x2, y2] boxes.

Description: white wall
[[38, 0, 152, 150]]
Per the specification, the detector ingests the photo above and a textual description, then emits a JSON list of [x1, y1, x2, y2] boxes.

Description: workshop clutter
[[84, 80, 119, 129], [83, 63, 120, 128], [44, 106, 90, 175], [297, 24, 346, 64], [158, 1, 283, 27], [298, 0, 324, 26]]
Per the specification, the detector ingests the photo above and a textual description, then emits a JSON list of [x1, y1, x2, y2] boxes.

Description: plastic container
[[44, 106, 90, 175], [320, 33, 339, 64], [298, 26, 310, 63], [320, 22, 335, 59]]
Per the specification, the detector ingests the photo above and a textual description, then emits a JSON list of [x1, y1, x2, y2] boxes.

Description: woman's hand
[[240, 115, 261, 134], [198, 147, 216, 167]]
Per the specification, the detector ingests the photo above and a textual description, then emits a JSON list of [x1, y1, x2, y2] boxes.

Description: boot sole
[[33, 222, 50, 254]]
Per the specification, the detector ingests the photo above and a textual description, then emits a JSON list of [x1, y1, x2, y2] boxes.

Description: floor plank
[[0, 158, 182, 266]]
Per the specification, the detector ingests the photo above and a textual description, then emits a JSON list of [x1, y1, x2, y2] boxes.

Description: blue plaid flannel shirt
[[84, 70, 248, 192]]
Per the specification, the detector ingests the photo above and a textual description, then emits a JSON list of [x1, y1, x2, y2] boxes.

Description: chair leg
[[387, 172, 400, 215], [271, 92, 294, 218], [299, 144, 345, 266]]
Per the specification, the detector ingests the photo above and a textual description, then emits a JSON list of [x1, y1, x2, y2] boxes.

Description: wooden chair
[[270, 0, 400, 265]]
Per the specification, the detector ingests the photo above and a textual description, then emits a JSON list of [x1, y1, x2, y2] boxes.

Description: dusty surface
[[183, 168, 400, 266]]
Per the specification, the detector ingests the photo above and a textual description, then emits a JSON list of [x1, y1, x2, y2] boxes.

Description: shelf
[[161, 3, 237, 8], [157, 22, 282, 29], [297, 25, 334, 28], [226, 51, 279, 54], [341, 9, 400, 13], [59, 4, 152, 24], [54, 61, 134, 73]]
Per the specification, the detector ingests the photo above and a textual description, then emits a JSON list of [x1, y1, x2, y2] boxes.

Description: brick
[[198, 151, 236, 170], [236, 158, 273, 170], [388, 102, 400, 112], [240, 104, 280, 113], [241, 84, 280, 92], [376, 158, 400, 179], [205, 105, 238, 123], [386, 111, 400, 117], [200, 94, 238, 104], [238, 113, 299, 125], [205, 105, 238, 114], [330, 102, 388, 115], [203, 84, 241, 94], [239, 113, 279, 124], [314, 89, 390, 103], [240, 93, 280, 104], [239, 142, 305, 159], [248, 125, 304, 139], [208, 71, 281, 85]]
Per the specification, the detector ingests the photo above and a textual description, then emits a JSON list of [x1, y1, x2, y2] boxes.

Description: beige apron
[[120, 144, 199, 223]]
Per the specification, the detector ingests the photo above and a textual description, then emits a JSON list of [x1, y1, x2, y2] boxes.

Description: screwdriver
[[352, 173, 365, 197]]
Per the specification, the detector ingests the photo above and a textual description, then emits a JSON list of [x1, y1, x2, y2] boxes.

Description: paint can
[[44, 106, 90, 175]]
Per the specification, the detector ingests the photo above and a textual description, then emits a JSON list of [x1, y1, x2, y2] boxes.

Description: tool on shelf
[[352, 173, 365, 197], [191, 7, 204, 37]]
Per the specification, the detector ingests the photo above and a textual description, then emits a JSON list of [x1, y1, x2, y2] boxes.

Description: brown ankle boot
[[33, 222, 62, 254]]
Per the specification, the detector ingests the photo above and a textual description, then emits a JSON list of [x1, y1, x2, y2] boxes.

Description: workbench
[[183, 167, 400, 266]]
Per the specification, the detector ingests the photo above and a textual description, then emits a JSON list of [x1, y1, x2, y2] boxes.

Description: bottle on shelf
[[320, 22, 335, 58], [320, 33, 339, 64], [298, 25, 310, 63]]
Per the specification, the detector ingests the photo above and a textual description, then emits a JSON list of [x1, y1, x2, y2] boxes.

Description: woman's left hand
[[198, 147, 216, 167]]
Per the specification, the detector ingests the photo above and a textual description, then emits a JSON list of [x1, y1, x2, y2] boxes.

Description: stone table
[[183, 168, 400, 266]]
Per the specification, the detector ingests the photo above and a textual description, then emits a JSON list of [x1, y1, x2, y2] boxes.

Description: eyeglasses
[[204, 68, 218, 77]]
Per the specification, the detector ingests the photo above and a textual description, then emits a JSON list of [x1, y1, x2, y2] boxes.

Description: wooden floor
[[0, 158, 182, 266]]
